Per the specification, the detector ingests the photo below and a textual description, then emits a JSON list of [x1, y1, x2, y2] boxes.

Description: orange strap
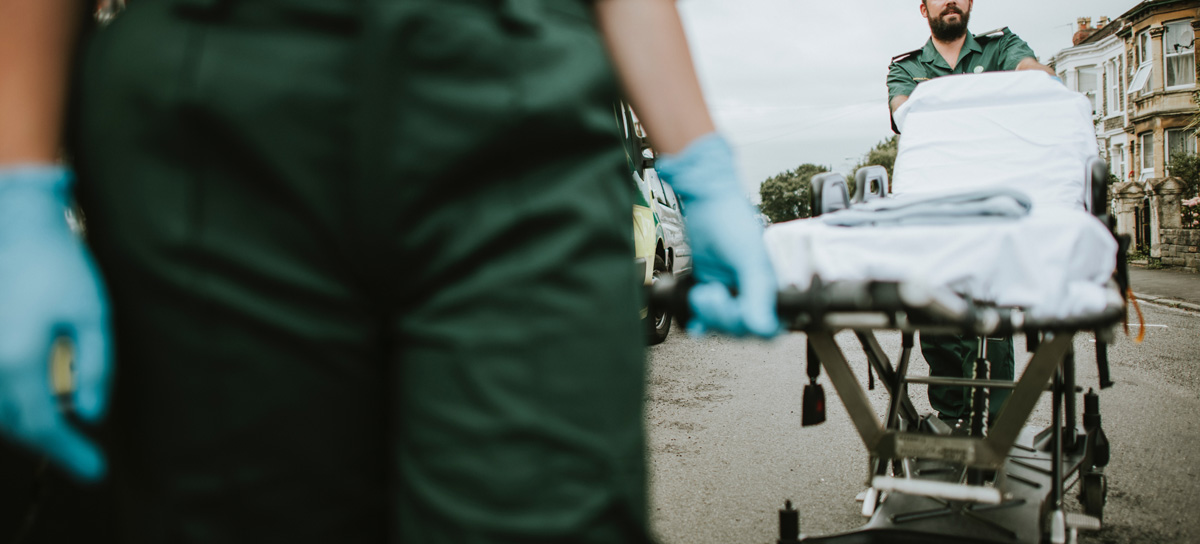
[[1124, 289, 1146, 344]]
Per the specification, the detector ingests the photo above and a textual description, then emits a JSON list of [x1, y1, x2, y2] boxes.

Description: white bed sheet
[[891, 71, 1098, 210], [764, 209, 1117, 320], [764, 72, 1117, 320]]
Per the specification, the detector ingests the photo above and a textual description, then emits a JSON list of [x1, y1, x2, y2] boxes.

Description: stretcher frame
[[652, 159, 1126, 544], [773, 278, 1121, 544], [787, 159, 1123, 544]]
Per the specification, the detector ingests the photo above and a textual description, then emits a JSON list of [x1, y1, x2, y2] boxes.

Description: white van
[[642, 167, 692, 279]]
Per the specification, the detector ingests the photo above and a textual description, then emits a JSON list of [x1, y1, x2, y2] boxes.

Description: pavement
[[1128, 266, 1200, 312]]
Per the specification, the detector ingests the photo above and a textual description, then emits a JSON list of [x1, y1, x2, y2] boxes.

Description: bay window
[[1164, 20, 1195, 88]]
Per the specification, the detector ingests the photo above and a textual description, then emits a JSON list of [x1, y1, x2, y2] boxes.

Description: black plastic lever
[[802, 339, 826, 427], [1095, 337, 1114, 389], [778, 500, 801, 544]]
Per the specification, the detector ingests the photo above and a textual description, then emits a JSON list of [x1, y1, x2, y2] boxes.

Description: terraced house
[[1052, 0, 1200, 272]]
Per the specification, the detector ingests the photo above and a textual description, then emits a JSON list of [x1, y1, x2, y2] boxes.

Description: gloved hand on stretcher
[[655, 133, 781, 338], [0, 165, 112, 481]]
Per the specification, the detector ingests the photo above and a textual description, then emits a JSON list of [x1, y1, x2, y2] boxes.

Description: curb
[[1132, 292, 1200, 313]]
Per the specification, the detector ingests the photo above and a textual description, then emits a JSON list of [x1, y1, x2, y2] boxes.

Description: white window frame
[[1111, 143, 1126, 182], [1129, 30, 1154, 95], [1140, 131, 1155, 179], [1107, 56, 1123, 115], [1163, 20, 1196, 89], [1128, 64, 1151, 94], [1076, 65, 1100, 114], [1139, 30, 1153, 66]]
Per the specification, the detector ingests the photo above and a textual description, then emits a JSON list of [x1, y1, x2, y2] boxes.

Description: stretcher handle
[[647, 275, 1125, 335], [648, 275, 969, 331]]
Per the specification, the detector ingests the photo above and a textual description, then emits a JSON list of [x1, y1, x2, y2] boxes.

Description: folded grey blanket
[[821, 188, 1033, 227]]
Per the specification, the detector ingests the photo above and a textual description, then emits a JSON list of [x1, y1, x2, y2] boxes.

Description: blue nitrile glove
[[655, 133, 780, 337], [0, 165, 111, 481]]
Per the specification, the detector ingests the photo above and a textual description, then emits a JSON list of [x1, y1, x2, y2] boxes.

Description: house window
[[1129, 31, 1154, 95], [1076, 66, 1099, 113], [1140, 132, 1155, 177], [1111, 143, 1126, 182], [1166, 128, 1196, 173], [1164, 20, 1195, 88], [1107, 57, 1123, 114], [1138, 30, 1153, 66]]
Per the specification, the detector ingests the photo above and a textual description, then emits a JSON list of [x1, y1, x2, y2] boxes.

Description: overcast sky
[[676, 0, 1138, 198]]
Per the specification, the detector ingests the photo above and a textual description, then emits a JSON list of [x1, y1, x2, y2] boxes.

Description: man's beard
[[928, 7, 970, 41]]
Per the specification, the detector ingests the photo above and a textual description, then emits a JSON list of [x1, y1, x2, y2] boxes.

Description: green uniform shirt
[[887, 27, 1037, 131]]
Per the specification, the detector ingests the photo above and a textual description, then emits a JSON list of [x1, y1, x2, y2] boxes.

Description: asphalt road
[[646, 303, 1200, 544]]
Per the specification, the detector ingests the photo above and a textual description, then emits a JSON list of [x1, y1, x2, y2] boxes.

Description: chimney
[[1073, 17, 1096, 45], [1098, 16, 1110, 28]]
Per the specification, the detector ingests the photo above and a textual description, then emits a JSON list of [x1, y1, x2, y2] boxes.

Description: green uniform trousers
[[70, 1, 649, 542], [919, 334, 1014, 421]]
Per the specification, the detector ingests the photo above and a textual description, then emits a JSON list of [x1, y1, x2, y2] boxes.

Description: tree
[[758, 163, 826, 224], [1168, 152, 1200, 198], [1176, 152, 1200, 230]]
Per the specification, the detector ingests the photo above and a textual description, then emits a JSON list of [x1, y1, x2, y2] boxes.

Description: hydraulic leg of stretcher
[[784, 317, 1113, 544], [766, 159, 1122, 544], [650, 275, 1124, 544], [649, 158, 1126, 543]]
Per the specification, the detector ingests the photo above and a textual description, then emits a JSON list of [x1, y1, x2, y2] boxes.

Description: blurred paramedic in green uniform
[[885, 0, 1054, 428], [0, 0, 778, 542]]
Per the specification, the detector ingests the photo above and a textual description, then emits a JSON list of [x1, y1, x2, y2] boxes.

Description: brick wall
[[1159, 228, 1200, 272]]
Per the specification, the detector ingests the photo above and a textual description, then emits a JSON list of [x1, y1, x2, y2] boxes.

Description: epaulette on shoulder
[[891, 48, 922, 63], [974, 27, 1009, 42]]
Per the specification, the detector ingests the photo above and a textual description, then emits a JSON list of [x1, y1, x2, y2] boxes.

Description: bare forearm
[[0, 0, 83, 164], [890, 95, 909, 113], [594, 0, 714, 154], [1016, 57, 1055, 76]]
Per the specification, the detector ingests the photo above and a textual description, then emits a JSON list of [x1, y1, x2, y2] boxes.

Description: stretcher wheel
[[1080, 471, 1106, 522]]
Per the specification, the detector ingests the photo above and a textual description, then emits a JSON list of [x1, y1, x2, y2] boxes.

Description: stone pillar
[[1178, 230, 1200, 273], [1112, 181, 1144, 240], [1156, 176, 1195, 267], [1150, 191, 1163, 257], [1158, 178, 1185, 229], [1150, 178, 1185, 261], [1150, 26, 1166, 93]]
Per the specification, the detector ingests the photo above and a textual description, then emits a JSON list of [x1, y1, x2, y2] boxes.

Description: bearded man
[[885, 0, 1055, 431], [888, 0, 1055, 123]]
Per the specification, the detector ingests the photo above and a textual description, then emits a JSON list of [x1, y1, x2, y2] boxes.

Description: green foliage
[[758, 163, 826, 224], [758, 137, 900, 224], [1129, 247, 1166, 267], [1168, 152, 1200, 198]]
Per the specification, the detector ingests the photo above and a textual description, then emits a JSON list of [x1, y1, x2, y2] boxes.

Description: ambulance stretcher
[[653, 71, 1130, 544]]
